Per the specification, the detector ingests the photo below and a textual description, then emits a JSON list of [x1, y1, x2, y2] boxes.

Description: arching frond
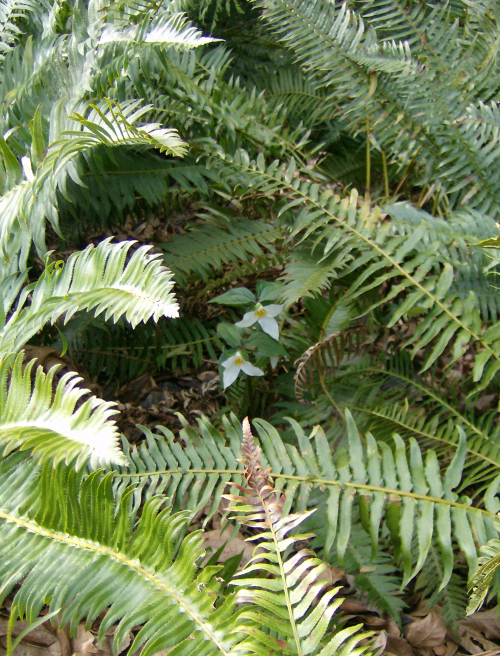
[[0, 239, 179, 354], [0, 453, 240, 656], [0, 354, 125, 469], [99, 11, 218, 48]]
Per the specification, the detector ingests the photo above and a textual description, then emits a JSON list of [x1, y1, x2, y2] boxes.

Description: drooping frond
[[0, 453, 240, 656], [109, 411, 500, 592], [160, 215, 282, 286], [213, 153, 500, 386], [0, 354, 126, 469], [0, 239, 179, 354], [225, 417, 372, 656], [65, 315, 222, 382]]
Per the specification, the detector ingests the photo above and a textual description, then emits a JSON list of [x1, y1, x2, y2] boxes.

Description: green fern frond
[[0, 353, 126, 469], [160, 214, 281, 286], [0, 453, 240, 656], [99, 11, 218, 48], [225, 418, 371, 656], [257, 0, 500, 215], [110, 411, 500, 592], [0, 239, 179, 354], [0, 0, 43, 61], [467, 521, 500, 614], [213, 153, 500, 385], [65, 315, 222, 382]]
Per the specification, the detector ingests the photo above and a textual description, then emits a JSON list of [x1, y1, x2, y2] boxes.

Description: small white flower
[[235, 303, 283, 340], [221, 351, 264, 388]]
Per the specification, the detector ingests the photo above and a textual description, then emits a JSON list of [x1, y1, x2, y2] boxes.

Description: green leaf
[[210, 287, 256, 305], [217, 322, 244, 347], [245, 331, 289, 357], [0, 239, 179, 354]]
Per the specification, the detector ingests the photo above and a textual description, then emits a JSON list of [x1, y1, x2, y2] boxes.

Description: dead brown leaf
[[460, 608, 500, 640], [0, 620, 56, 646], [386, 635, 416, 655], [202, 530, 254, 567], [406, 610, 448, 648]]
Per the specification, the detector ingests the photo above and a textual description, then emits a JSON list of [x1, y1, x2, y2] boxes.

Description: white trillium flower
[[222, 351, 264, 388], [235, 303, 283, 340]]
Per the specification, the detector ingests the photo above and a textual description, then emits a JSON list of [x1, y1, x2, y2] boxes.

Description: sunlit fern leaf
[[110, 412, 500, 593], [467, 521, 500, 614], [0, 454, 241, 656], [0, 353, 125, 469], [224, 418, 372, 656], [99, 11, 218, 48], [0, 239, 179, 354]]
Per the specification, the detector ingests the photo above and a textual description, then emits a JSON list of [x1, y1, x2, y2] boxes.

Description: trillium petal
[[222, 362, 241, 388], [261, 304, 283, 318], [270, 356, 279, 369], [259, 316, 280, 340], [240, 361, 265, 377], [222, 354, 240, 368], [235, 311, 259, 328]]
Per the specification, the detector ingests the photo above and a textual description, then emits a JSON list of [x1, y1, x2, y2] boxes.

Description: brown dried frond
[[225, 418, 285, 527]]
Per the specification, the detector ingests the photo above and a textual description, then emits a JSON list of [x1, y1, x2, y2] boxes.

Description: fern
[[0, 452, 240, 656], [213, 153, 500, 387], [256, 0, 500, 216], [64, 315, 222, 382], [0, 353, 126, 469], [109, 412, 500, 593], [225, 418, 372, 656], [161, 213, 282, 287], [0, 239, 179, 355]]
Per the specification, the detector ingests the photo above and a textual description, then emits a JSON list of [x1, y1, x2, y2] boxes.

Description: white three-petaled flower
[[235, 303, 283, 340], [221, 351, 264, 388]]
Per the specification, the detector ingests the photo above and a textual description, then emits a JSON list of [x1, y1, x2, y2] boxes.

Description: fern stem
[[114, 468, 498, 518], [257, 486, 303, 656], [5, 605, 16, 656], [382, 151, 389, 200]]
